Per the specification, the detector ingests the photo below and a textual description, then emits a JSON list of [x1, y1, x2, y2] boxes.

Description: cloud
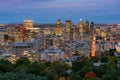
[[0, 0, 55, 4], [0, 0, 120, 23], [0, 0, 119, 15]]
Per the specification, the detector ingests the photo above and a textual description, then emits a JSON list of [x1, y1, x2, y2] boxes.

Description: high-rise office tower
[[79, 19, 83, 41], [66, 20, 71, 27], [65, 20, 71, 33], [90, 22, 95, 34], [70, 28, 74, 40], [90, 22, 94, 30], [83, 20, 89, 34], [24, 19, 34, 28], [55, 19, 63, 36], [79, 19, 83, 34], [64, 20, 71, 41], [95, 27, 101, 36]]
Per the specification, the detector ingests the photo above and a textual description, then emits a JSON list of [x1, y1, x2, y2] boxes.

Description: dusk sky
[[0, 0, 120, 24]]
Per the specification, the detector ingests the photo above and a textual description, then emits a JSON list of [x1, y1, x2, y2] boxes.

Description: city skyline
[[0, 0, 120, 24]]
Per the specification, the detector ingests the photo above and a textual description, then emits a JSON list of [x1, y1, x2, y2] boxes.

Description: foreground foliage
[[0, 56, 120, 80]]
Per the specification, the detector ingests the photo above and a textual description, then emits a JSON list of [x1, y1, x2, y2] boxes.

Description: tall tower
[[95, 27, 101, 36], [65, 20, 71, 33], [24, 19, 34, 28], [90, 22, 94, 34], [83, 20, 89, 34], [70, 28, 74, 40], [55, 19, 63, 36], [79, 19, 83, 34], [91, 34, 96, 57], [64, 20, 71, 41], [79, 19, 83, 41]]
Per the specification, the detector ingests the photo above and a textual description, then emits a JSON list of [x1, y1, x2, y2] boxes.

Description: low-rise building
[[41, 46, 64, 61]]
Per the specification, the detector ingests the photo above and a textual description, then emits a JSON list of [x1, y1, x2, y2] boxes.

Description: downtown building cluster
[[0, 19, 120, 63]]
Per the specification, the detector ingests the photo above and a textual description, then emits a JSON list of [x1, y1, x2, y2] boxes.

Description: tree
[[70, 73, 81, 80], [42, 61, 70, 80], [14, 57, 31, 73], [91, 57, 100, 63], [27, 61, 47, 75], [52, 61, 70, 77], [84, 77, 101, 80], [93, 64, 111, 78], [72, 61, 84, 72], [108, 56, 116, 65], [0, 70, 48, 80], [78, 67, 93, 78], [102, 69, 119, 80], [15, 57, 31, 67], [0, 59, 14, 72], [100, 57, 108, 63], [42, 68, 58, 80], [45, 61, 52, 67], [72, 58, 93, 73], [109, 48, 116, 56]]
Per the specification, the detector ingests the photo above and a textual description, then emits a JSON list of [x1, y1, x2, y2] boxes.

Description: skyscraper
[[65, 20, 71, 33], [79, 19, 83, 34], [83, 20, 89, 34], [55, 19, 63, 36], [24, 19, 34, 28], [79, 19, 83, 41], [89, 22, 95, 35], [64, 20, 71, 41], [90, 22, 94, 31]]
